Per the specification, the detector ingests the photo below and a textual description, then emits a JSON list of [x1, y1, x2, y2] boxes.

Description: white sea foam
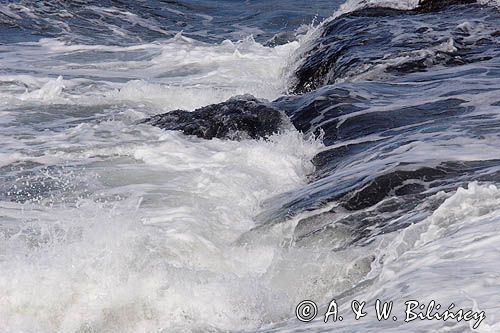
[[1, 1, 499, 332], [0, 35, 299, 111], [478, 0, 500, 8], [267, 183, 500, 332], [0, 29, 329, 333], [286, 0, 500, 87], [0, 123, 325, 332]]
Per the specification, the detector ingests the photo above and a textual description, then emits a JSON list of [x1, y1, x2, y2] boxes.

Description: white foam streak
[[478, 0, 500, 8], [0, 36, 299, 111], [0, 121, 325, 332], [20, 75, 65, 102], [278, 183, 500, 332]]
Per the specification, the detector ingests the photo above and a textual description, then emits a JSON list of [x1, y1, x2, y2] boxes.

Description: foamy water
[[1, 0, 500, 332], [0, 14, 323, 331]]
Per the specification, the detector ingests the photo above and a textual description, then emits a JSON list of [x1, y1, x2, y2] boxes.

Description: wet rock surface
[[142, 95, 286, 140], [289, 0, 494, 94]]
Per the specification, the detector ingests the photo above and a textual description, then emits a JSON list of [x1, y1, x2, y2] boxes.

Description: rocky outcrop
[[290, 0, 480, 94], [142, 95, 285, 140]]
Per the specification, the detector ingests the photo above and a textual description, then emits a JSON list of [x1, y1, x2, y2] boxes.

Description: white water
[[0, 33, 328, 332], [0, 35, 299, 111], [0, 129, 324, 332], [271, 182, 500, 332], [1, 3, 500, 333]]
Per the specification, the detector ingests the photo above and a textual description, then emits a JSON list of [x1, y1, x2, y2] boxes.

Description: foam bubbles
[[0, 36, 299, 110], [0, 118, 326, 332]]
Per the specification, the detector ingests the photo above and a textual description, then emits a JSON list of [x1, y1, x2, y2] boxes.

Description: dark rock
[[273, 86, 366, 143], [142, 95, 286, 140], [289, 0, 483, 94], [336, 99, 471, 141], [341, 167, 449, 211], [310, 142, 378, 179], [340, 160, 500, 211], [265, 31, 297, 47], [416, 0, 476, 13]]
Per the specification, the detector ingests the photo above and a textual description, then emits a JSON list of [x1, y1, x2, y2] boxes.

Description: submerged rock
[[290, 0, 483, 94], [264, 31, 297, 47], [416, 0, 476, 13], [142, 95, 286, 140]]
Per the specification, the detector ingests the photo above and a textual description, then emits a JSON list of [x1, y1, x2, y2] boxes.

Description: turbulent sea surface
[[1, 0, 500, 332]]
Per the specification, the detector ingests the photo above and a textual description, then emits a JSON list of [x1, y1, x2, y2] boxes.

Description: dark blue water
[[0, 0, 341, 44]]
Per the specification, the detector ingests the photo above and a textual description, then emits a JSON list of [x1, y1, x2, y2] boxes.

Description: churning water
[[1, 0, 500, 332]]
